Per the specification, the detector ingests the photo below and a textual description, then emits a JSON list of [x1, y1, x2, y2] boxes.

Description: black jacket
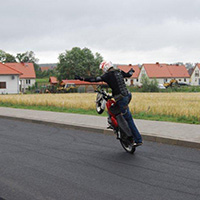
[[84, 69, 133, 97]]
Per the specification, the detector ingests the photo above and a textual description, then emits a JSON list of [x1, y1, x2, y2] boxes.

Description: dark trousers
[[116, 93, 142, 143]]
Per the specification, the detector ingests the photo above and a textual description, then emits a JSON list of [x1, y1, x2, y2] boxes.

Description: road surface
[[0, 118, 200, 200]]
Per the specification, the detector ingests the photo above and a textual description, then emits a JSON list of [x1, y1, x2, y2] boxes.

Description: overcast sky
[[1, 0, 200, 64]]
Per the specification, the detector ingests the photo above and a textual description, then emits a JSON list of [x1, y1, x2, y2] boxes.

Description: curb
[[1, 115, 200, 149]]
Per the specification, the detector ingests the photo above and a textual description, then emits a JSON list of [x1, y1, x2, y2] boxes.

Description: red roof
[[143, 63, 190, 78], [117, 64, 140, 78], [41, 66, 51, 72], [197, 63, 200, 70], [61, 80, 106, 85], [49, 76, 58, 84], [0, 62, 22, 75], [6, 63, 36, 79]]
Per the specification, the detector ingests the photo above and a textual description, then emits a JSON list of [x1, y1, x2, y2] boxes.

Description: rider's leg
[[122, 107, 142, 143], [117, 95, 142, 143]]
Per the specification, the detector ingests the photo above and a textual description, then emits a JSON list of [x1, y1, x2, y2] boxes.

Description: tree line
[[0, 47, 103, 80]]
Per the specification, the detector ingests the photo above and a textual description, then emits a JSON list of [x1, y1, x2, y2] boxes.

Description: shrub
[[141, 75, 159, 92]]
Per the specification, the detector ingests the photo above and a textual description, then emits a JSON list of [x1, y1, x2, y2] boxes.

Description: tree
[[185, 62, 194, 69], [5, 53, 16, 62], [0, 50, 16, 63], [16, 51, 42, 77], [0, 50, 6, 62], [141, 74, 159, 92], [57, 47, 103, 81], [16, 51, 39, 63]]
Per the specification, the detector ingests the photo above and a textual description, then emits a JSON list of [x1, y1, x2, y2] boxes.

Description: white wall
[[0, 75, 20, 94], [124, 78, 139, 86], [20, 79, 36, 91], [150, 78, 190, 85], [138, 66, 147, 84], [190, 65, 200, 86]]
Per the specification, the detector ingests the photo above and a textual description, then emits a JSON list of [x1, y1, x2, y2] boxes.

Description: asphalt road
[[0, 118, 200, 200]]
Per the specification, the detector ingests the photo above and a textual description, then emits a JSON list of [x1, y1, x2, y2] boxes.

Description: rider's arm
[[121, 68, 135, 78], [84, 76, 103, 82], [75, 74, 107, 82]]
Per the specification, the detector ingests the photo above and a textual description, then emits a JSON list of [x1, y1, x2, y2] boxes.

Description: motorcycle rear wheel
[[119, 129, 135, 154], [120, 139, 135, 154]]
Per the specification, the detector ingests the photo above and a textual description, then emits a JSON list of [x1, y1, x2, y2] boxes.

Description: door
[[131, 79, 133, 85]]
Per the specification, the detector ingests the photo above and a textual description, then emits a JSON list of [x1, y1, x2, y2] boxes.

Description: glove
[[129, 68, 135, 75], [75, 75, 84, 81]]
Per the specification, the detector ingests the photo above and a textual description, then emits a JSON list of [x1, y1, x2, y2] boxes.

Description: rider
[[75, 61, 143, 146]]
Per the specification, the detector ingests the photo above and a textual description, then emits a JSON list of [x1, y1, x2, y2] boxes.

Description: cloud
[[1, 0, 200, 63]]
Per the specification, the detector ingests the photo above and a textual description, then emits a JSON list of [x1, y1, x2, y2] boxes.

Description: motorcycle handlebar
[[95, 89, 113, 99]]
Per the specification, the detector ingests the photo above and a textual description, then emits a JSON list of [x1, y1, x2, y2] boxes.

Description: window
[[184, 78, 186, 82], [0, 82, 6, 89], [26, 79, 31, 84], [164, 79, 167, 82], [195, 70, 199, 77], [179, 79, 182, 82]]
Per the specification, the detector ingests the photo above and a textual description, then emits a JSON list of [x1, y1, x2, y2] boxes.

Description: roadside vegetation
[[0, 93, 200, 124], [128, 85, 200, 93]]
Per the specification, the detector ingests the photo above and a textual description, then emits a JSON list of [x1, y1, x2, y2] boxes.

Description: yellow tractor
[[164, 79, 179, 88], [57, 83, 76, 93]]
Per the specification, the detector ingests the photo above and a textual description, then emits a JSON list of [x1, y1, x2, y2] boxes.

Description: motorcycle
[[95, 87, 136, 154]]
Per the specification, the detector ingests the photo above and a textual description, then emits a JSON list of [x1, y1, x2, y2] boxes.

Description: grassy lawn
[[36, 78, 49, 83]]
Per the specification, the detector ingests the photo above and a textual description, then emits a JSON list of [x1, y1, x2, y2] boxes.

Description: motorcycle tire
[[96, 105, 104, 114], [120, 140, 135, 154], [96, 94, 106, 114], [119, 130, 135, 154]]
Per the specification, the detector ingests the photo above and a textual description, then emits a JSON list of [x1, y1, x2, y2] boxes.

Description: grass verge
[[0, 102, 199, 125]]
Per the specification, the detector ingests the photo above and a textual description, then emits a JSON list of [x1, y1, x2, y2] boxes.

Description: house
[[48, 77, 106, 93], [39, 64, 57, 72], [49, 76, 58, 85], [117, 64, 140, 86], [41, 66, 56, 72], [188, 68, 194, 76], [6, 63, 36, 92], [0, 62, 22, 94], [190, 63, 200, 86], [138, 63, 190, 85], [60, 79, 107, 93]]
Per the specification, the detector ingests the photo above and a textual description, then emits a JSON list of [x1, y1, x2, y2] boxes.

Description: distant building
[[49, 76, 58, 85], [60, 79, 107, 93], [138, 63, 190, 85], [117, 64, 140, 86], [190, 63, 200, 86], [0, 63, 22, 94], [188, 68, 194, 76], [39, 64, 57, 72], [6, 63, 36, 92]]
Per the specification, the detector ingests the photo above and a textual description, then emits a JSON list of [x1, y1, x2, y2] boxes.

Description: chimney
[[156, 62, 159, 65]]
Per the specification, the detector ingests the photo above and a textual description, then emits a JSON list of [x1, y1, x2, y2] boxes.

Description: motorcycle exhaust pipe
[[116, 115, 132, 137]]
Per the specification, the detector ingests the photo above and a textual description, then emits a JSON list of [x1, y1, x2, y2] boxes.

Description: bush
[[141, 75, 159, 92]]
